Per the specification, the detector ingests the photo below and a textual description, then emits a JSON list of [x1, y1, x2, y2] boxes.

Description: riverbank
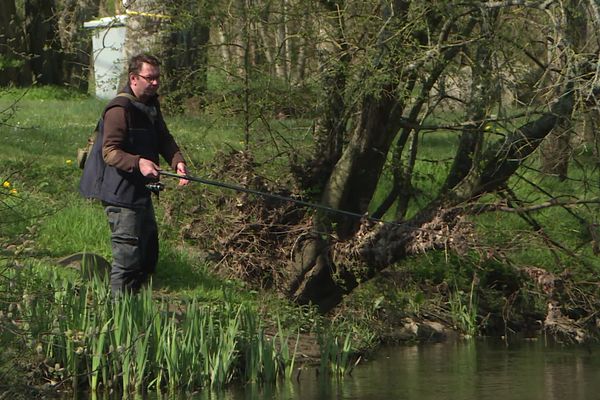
[[1, 245, 597, 398], [2, 86, 600, 397]]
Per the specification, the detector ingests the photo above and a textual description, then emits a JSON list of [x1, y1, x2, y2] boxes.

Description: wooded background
[[2, 0, 600, 311]]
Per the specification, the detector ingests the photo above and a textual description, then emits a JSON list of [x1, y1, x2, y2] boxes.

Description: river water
[[99, 338, 600, 400], [193, 338, 597, 400]]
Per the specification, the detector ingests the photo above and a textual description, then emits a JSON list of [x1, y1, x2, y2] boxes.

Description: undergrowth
[[2, 85, 600, 394]]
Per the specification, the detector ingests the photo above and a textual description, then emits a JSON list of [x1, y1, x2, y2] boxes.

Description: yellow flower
[[484, 125, 492, 131], [66, 159, 73, 166], [2, 181, 10, 189], [10, 189, 17, 195]]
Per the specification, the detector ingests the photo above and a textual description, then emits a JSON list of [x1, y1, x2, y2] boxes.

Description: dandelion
[[9, 189, 17, 195], [66, 159, 73, 166], [2, 181, 10, 189]]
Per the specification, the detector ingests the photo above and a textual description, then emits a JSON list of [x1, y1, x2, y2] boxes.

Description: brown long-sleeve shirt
[[102, 99, 185, 173]]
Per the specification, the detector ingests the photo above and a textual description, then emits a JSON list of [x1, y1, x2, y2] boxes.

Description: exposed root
[[181, 150, 313, 290], [175, 151, 600, 342], [521, 266, 598, 343]]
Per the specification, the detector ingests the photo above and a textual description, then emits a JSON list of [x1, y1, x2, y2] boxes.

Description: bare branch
[[469, 197, 600, 214], [476, 0, 557, 9]]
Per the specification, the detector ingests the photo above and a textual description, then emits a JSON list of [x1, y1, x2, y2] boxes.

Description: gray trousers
[[105, 203, 158, 295]]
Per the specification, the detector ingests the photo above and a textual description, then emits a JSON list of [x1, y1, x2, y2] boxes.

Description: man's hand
[[176, 162, 190, 186], [139, 158, 160, 178]]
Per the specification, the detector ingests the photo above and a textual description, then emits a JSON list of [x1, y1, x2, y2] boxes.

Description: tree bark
[[123, 0, 165, 65], [0, 0, 31, 85], [320, 1, 410, 235], [287, 0, 412, 310], [294, 85, 575, 312], [294, 0, 350, 194], [539, 0, 587, 179], [160, 1, 210, 112], [56, 0, 99, 91], [25, 0, 63, 85]]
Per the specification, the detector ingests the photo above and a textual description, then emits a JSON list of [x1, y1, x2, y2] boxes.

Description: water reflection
[[85, 339, 599, 400]]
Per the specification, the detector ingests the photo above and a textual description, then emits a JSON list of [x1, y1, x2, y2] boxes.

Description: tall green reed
[[4, 263, 354, 394], [317, 327, 356, 378], [448, 279, 478, 337]]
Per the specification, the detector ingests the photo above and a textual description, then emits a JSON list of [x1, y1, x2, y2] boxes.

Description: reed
[[276, 316, 299, 381], [2, 265, 355, 395], [448, 279, 478, 337], [240, 305, 296, 384], [318, 328, 356, 377], [89, 319, 110, 391]]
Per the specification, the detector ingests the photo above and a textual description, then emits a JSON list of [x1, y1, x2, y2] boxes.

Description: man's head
[[128, 53, 160, 102]]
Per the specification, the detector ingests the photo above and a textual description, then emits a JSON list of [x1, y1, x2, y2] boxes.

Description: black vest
[[79, 94, 160, 208]]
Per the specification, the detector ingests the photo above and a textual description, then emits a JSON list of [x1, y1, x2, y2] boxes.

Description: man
[[80, 53, 189, 294]]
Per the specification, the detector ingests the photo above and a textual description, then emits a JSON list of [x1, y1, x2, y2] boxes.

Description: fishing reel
[[145, 182, 165, 194]]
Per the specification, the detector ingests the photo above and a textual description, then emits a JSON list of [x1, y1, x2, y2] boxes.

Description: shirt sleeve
[[102, 106, 141, 172]]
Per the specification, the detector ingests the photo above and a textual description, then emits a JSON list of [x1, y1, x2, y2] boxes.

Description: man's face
[[130, 62, 160, 101]]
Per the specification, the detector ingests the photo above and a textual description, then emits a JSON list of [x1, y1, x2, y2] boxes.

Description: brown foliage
[[181, 150, 313, 290]]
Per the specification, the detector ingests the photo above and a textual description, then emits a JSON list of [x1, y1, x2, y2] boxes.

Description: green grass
[[1, 265, 299, 392], [1, 86, 362, 393], [353, 111, 600, 338], [0, 261, 356, 393], [2, 83, 600, 386], [35, 197, 110, 256], [3, 85, 598, 282]]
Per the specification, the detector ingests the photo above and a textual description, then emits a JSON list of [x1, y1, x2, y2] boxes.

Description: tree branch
[[468, 197, 600, 214], [476, 0, 557, 9]]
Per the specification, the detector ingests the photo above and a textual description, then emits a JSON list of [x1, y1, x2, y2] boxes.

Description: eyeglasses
[[136, 74, 160, 83]]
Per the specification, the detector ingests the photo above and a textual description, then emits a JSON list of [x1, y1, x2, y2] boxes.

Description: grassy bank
[[2, 86, 600, 395], [0, 87, 356, 396]]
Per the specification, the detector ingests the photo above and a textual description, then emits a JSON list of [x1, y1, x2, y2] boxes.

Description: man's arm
[[103, 106, 160, 178], [102, 106, 140, 173]]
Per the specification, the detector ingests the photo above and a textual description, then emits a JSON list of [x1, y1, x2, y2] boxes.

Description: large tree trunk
[[56, 0, 99, 91], [539, 0, 587, 179], [24, 0, 64, 85], [0, 0, 31, 86], [294, 0, 350, 195], [287, 0, 411, 310], [289, 84, 575, 312], [122, 0, 165, 75], [320, 0, 410, 236], [160, 2, 210, 112], [287, 83, 406, 309]]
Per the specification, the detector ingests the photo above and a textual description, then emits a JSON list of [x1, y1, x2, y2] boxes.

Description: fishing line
[[158, 170, 394, 226]]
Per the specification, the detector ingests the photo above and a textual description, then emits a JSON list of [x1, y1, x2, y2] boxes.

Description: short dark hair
[[128, 53, 160, 75]]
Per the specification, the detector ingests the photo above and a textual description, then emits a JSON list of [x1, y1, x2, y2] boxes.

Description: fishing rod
[[158, 170, 391, 225]]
